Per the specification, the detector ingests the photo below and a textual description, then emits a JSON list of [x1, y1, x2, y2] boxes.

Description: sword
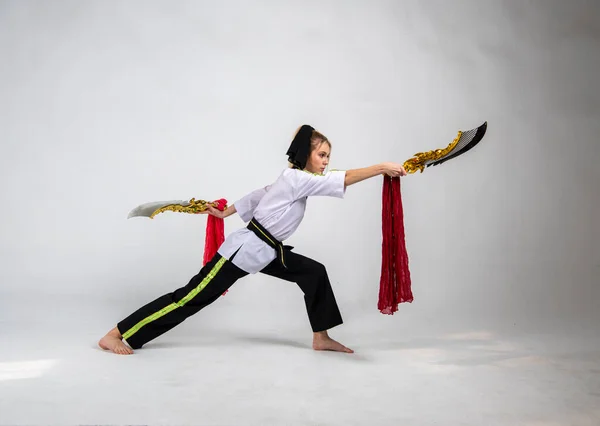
[[403, 121, 488, 174], [127, 198, 223, 219]]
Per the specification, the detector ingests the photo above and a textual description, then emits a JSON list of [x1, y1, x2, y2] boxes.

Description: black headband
[[286, 124, 314, 169]]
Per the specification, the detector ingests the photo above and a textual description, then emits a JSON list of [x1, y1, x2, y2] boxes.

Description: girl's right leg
[[259, 250, 353, 353], [98, 253, 248, 354]]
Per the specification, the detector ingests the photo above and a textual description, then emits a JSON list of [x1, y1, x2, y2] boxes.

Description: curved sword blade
[[127, 200, 191, 219], [427, 121, 488, 168]]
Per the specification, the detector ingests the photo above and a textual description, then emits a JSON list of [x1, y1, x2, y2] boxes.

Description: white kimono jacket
[[217, 168, 346, 273]]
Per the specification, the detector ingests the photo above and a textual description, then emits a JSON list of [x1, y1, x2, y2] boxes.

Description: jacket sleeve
[[291, 169, 346, 200], [233, 185, 272, 222]]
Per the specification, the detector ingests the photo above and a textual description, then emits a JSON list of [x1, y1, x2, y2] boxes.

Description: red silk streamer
[[379, 176, 413, 314], [202, 198, 228, 296], [203, 198, 227, 266]]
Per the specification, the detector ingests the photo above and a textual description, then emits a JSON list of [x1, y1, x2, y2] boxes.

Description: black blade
[[428, 121, 487, 168]]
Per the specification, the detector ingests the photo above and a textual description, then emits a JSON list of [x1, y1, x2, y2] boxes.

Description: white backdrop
[[1, 0, 598, 338]]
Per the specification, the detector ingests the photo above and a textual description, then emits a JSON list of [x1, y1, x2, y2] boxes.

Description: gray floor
[[1, 296, 599, 425]]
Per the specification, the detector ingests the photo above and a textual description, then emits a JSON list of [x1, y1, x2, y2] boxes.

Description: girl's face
[[305, 141, 331, 175]]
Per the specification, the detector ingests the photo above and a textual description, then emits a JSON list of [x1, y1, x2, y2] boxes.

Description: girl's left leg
[[99, 253, 248, 354]]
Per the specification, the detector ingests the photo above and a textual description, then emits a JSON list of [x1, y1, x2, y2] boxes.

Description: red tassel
[[202, 198, 227, 267], [379, 176, 412, 314], [202, 198, 228, 296]]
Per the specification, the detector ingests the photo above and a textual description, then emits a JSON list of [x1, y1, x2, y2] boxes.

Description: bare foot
[[313, 331, 354, 353], [98, 327, 134, 355]]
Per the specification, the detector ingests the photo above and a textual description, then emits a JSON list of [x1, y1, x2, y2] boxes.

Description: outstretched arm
[[292, 163, 407, 200], [344, 162, 406, 187]]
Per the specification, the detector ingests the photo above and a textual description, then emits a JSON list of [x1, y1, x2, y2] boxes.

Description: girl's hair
[[288, 127, 331, 168], [310, 129, 331, 151]]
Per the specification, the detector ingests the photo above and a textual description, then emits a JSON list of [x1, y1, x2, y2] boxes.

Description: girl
[[99, 125, 407, 355]]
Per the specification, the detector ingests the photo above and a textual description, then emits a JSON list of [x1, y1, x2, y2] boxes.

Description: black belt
[[247, 218, 292, 269]]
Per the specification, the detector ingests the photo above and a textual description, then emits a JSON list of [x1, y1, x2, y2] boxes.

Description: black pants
[[117, 250, 343, 349]]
